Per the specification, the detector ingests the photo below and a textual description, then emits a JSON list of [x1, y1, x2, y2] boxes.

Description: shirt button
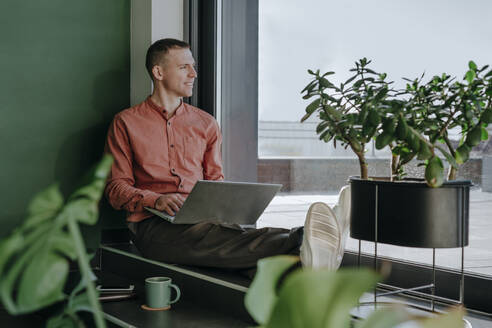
[[172, 168, 175, 172], [180, 185, 183, 188], [168, 122, 171, 126], [170, 144, 174, 148]]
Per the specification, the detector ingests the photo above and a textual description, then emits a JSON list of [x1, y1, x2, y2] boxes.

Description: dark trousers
[[131, 216, 303, 271]]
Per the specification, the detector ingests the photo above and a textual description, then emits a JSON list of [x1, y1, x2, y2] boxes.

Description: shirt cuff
[[141, 190, 162, 208]]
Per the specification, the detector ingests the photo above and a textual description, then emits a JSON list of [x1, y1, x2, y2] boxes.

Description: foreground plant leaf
[[24, 184, 64, 230], [264, 268, 380, 328], [17, 252, 68, 312], [245, 255, 300, 325], [0, 155, 113, 327]]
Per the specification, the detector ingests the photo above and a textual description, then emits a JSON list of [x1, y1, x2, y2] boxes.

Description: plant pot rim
[[348, 176, 472, 187]]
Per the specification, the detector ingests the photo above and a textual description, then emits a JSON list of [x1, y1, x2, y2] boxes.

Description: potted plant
[[301, 59, 492, 248], [244, 255, 465, 328]]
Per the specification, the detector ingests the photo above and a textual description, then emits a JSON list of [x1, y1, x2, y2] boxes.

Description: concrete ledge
[[258, 158, 483, 193]]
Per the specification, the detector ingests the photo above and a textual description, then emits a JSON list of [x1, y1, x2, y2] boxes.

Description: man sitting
[[104, 38, 349, 274]]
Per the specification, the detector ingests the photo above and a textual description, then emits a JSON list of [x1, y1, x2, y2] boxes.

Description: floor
[[257, 189, 492, 276]]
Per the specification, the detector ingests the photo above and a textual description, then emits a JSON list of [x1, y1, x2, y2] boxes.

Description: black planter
[[349, 177, 471, 248]]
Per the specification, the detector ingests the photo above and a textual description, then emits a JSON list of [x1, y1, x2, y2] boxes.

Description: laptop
[[144, 180, 282, 225]]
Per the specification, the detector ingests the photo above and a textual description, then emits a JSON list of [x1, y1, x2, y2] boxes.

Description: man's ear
[[152, 65, 164, 81]]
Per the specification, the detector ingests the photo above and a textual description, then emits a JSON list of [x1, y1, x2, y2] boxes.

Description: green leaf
[[244, 255, 300, 325], [381, 118, 396, 134], [482, 108, 492, 124], [486, 87, 492, 97], [264, 268, 380, 328], [396, 118, 408, 140], [63, 198, 99, 225], [417, 140, 433, 160], [435, 145, 459, 168], [316, 121, 329, 134], [24, 184, 64, 230], [17, 252, 68, 313], [50, 231, 77, 260], [305, 98, 321, 115], [301, 80, 316, 94], [323, 105, 343, 121], [465, 125, 482, 147], [407, 133, 421, 152], [481, 127, 489, 141], [322, 71, 335, 77], [321, 93, 338, 102], [301, 112, 313, 123], [46, 315, 79, 328], [367, 110, 380, 126], [468, 60, 477, 70], [319, 130, 333, 143], [425, 156, 444, 188], [375, 133, 392, 150], [455, 144, 470, 164], [319, 78, 334, 88], [353, 79, 364, 88], [374, 87, 388, 101], [465, 70, 476, 84], [0, 233, 24, 275]]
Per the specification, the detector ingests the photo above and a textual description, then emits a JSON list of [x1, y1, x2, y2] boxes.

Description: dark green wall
[[0, 0, 130, 238]]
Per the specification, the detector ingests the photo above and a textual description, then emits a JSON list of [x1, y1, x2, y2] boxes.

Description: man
[[105, 38, 345, 273]]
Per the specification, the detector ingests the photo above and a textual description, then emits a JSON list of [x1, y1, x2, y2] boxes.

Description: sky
[[258, 0, 492, 122]]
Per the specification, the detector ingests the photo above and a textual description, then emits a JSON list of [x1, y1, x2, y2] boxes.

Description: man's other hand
[[155, 193, 186, 216]]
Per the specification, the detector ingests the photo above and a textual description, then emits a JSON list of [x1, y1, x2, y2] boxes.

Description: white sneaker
[[300, 202, 341, 269], [332, 185, 351, 268]]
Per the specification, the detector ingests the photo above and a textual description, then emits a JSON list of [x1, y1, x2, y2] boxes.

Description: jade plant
[[301, 58, 393, 180], [0, 155, 113, 328], [302, 59, 492, 187], [244, 256, 465, 328], [399, 61, 492, 183]]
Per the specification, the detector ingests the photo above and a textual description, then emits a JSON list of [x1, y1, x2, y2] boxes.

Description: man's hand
[[155, 193, 186, 216]]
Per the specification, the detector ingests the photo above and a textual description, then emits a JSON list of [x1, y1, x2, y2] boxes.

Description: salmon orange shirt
[[105, 97, 224, 222]]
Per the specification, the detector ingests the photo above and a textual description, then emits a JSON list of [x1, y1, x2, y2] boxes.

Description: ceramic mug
[[145, 277, 181, 309]]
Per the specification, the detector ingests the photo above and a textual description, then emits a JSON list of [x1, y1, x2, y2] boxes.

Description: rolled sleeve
[[203, 121, 225, 181], [105, 116, 161, 212]]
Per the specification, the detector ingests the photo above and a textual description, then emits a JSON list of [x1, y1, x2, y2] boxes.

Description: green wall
[[0, 0, 130, 238]]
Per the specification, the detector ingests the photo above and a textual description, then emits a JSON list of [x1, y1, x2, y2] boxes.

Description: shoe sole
[[303, 202, 341, 268]]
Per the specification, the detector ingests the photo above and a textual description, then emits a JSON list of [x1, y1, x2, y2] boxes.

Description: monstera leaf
[[0, 154, 113, 327]]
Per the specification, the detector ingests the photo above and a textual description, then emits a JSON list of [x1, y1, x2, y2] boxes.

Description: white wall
[[131, 0, 184, 106]]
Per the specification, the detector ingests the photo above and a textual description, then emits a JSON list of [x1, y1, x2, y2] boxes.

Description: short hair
[[145, 38, 191, 80]]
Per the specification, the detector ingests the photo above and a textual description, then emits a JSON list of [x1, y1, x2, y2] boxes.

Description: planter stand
[[349, 177, 471, 319]]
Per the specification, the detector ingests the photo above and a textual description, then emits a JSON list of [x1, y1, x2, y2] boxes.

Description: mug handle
[[169, 284, 181, 304]]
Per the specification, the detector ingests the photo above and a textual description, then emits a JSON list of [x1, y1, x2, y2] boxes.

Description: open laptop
[[144, 180, 282, 225]]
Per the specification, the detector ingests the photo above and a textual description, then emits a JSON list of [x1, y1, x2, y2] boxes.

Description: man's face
[[157, 48, 197, 98]]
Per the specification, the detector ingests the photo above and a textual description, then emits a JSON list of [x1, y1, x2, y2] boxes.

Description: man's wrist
[[141, 191, 162, 208]]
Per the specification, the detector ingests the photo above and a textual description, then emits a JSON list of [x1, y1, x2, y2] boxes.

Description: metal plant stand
[[350, 178, 472, 326]]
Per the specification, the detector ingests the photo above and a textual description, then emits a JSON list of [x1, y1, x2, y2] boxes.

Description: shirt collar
[[146, 96, 185, 120]]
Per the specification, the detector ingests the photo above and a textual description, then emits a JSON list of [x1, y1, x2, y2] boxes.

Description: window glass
[[258, 0, 492, 277]]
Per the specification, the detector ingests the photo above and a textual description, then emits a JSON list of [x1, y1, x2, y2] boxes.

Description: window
[[209, 0, 492, 313]]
